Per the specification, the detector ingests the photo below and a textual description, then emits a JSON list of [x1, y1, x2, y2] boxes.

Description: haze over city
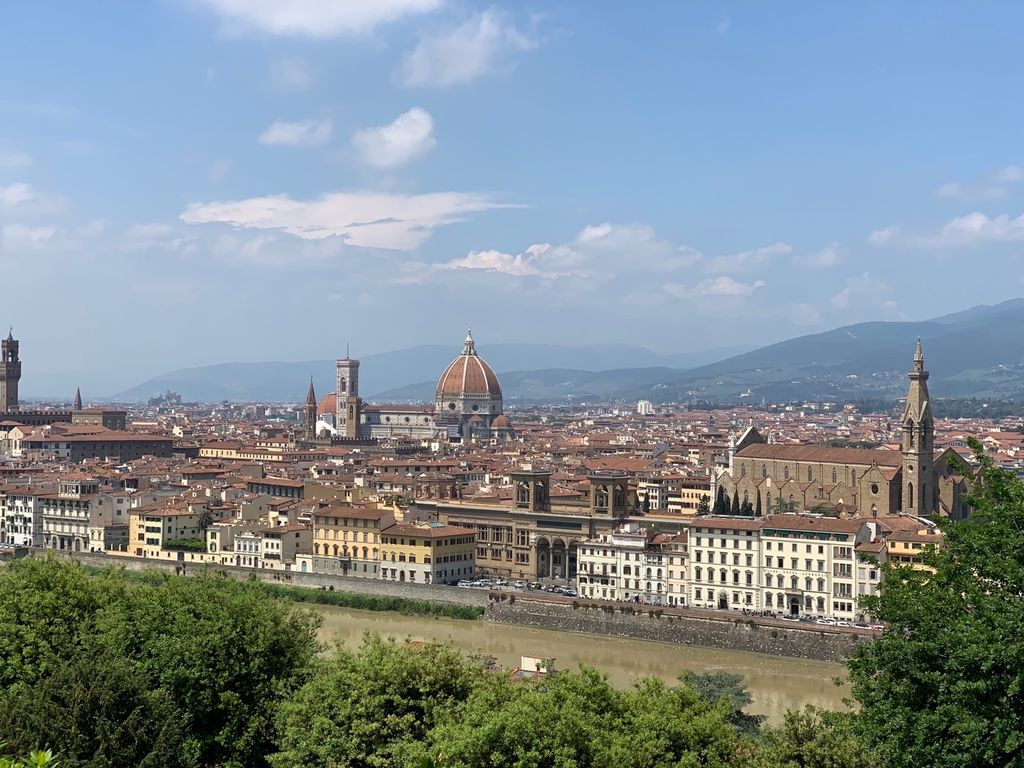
[[3, 2, 1024, 393]]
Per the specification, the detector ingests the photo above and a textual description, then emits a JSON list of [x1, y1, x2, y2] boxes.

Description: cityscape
[[2, 2, 1024, 767]]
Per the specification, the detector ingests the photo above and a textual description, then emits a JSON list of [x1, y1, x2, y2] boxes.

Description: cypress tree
[[731, 489, 740, 515]]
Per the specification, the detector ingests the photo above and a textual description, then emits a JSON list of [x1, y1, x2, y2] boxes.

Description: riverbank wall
[[485, 596, 869, 663], [56, 552, 490, 608], [47, 552, 867, 661]]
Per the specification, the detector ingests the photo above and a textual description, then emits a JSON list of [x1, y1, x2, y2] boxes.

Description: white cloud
[[868, 225, 900, 245], [351, 107, 436, 169], [934, 165, 1024, 199], [706, 241, 791, 272], [181, 190, 514, 250], [1, 224, 55, 249], [439, 246, 558, 278], [716, 17, 731, 34], [270, 56, 313, 90], [398, 9, 537, 87], [0, 182, 35, 207], [793, 243, 841, 268], [424, 222, 703, 285], [196, 0, 442, 38], [258, 118, 332, 146], [830, 272, 894, 312], [996, 165, 1024, 183], [0, 149, 31, 168], [924, 211, 1024, 247], [697, 276, 765, 296]]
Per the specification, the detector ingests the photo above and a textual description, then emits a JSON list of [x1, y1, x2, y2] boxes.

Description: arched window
[[805, 577, 812, 590], [765, 573, 773, 587], [784, 465, 790, 481], [832, 468, 837, 484], [817, 596, 825, 612], [733, 570, 740, 584], [766, 592, 774, 608], [720, 569, 727, 583], [807, 466, 813, 482], [762, 464, 767, 479], [657, 568, 662, 579], [817, 578, 825, 592], [695, 567, 702, 581], [741, 465, 746, 478], [908, 482, 914, 508], [340, 378, 347, 393], [851, 470, 857, 484], [791, 575, 798, 590], [908, 424, 915, 448]]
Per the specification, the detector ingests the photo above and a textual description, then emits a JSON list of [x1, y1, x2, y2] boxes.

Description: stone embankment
[[48, 552, 870, 660], [59, 551, 489, 608], [485, 594, 872, 662]]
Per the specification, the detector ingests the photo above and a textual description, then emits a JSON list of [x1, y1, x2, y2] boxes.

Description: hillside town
[[0, 329, 1009, 623]]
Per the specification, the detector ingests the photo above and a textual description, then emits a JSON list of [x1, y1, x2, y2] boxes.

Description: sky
[[2, 1, 1024, 395]]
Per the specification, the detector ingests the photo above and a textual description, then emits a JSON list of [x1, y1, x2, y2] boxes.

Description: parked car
[[513, 580, 526, 589], [815, 618, 837, 625], [456, 580, 472, 588], [528, 582, 541, 590], [781, 615, 800, 622]]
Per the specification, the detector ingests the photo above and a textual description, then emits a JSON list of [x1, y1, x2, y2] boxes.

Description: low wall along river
[[62, 552, 868, 663], [314, 603, 848, 724]]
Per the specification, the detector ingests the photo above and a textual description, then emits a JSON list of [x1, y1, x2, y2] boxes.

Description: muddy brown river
[[314, 605, 848, 723]]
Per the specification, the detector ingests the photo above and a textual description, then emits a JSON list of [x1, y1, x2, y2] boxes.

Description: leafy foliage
[[753, 707, 878, 768], [270, 634, 481, 768], [847, 438, 1024, 768]]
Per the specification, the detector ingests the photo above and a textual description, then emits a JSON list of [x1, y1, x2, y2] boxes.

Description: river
[[314, 605, 848, 723]]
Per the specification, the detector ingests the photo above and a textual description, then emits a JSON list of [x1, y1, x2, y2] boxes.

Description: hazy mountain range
[[113, 299, 1024, 404]]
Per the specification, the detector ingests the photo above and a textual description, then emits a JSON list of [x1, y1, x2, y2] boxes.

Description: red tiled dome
[[491, 414, 512, 429], [317, 393, 336, 416], [435, 331, 502, 400]]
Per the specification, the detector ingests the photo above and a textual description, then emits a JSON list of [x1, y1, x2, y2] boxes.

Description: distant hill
[[115, 343, 743, 403], [631, 299, 1024, 403], [115, 299, 1024, 404], [372, 367, 682, 404]]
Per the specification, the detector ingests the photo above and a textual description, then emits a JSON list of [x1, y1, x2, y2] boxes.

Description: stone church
[[718, 341, 969, 519]]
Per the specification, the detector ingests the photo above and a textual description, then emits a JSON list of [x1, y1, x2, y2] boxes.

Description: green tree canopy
[[270, 634, 481, 768], [847, 439, 1024, 768]]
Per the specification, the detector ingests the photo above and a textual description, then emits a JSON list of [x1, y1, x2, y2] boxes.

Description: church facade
[[717, 342, 969, 520]]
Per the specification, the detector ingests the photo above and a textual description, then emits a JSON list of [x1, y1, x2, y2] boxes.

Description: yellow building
[[129, 499, 218, 559], [379, 521, 476, 585], [885, 527, 942, 570], [309, 502, 394, 577]]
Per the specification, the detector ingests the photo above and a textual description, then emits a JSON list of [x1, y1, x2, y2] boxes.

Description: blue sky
[[2, 1, 1024, 395]]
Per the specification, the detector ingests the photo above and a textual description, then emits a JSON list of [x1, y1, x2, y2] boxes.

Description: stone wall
[[60, 552, 489, 608], [485, 597, 869, 662]]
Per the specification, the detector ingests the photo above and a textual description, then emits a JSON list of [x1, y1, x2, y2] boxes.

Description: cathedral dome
[[317, 392, 336, 416], [435, 331, 502, 400], [491, 414, 512, 429]]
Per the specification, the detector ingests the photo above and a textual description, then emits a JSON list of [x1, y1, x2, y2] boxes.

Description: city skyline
[[3, 2, 1024, 392]]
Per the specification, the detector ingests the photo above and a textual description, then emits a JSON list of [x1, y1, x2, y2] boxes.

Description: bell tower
[[304, 377, 317, 440], [1, 328, 21, 413], [901, 339, 934, 514], [335, 355, 361, 439]]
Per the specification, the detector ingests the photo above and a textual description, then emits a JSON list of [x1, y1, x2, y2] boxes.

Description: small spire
[[6, 326, 12, 341], [463, 328, 476, 355], [306, 376, 316, 406], [73, 387, 82, 411], [346, 342, 350, 360], [914, 338, 924, 371]]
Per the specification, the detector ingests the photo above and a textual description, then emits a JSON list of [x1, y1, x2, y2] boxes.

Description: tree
[[425, 666, 742, 768], [270, 634, 482, 768], [847, 438, 1024, 768], [678, 669, 763, 735], [697, 495, 711, 515], [753, 707, 877, 768], [94, 573, 321, 768], [755, 491, 762, 516], [713, 485, 728, 515], [731, 489, 741, 515], [0, 556, 123, 688], [0, 649, 188, 768], [196, 510, 214, 532]]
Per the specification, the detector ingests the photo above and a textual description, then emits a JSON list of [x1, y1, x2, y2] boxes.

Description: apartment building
[[378, 521, 476, 585], [759, 516, 870, 620], [308, 503, 394, 577], [686, 517, 762, 610]]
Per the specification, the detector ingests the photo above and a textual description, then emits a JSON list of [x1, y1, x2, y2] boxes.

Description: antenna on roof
[[346, 342, 350, 359]]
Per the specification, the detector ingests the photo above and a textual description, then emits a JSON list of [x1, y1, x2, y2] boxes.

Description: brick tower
[[1, 329, 21, 413]]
